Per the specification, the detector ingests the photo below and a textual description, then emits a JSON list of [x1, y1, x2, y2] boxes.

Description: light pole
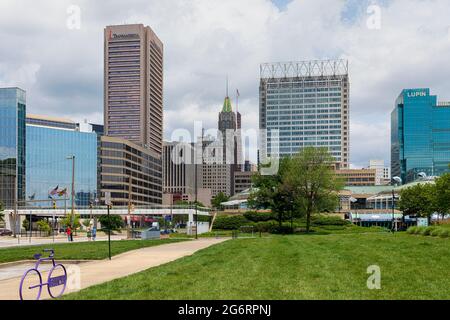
[[392, 176, 402, 232], [66, 155, 75, 231], [105, 192, 112, 260], [194, 160, 198, 240]]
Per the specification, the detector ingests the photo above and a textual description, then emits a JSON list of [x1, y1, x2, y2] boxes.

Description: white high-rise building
[[259, 60, 350, 168], [369, 160, 391, 185]]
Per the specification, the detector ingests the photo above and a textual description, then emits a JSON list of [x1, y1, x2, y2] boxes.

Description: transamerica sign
[[108, 29, 139, 41]]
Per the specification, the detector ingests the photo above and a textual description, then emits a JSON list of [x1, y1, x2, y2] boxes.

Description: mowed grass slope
[[64, 233, 450, 300], [0, 239, 186, 263]]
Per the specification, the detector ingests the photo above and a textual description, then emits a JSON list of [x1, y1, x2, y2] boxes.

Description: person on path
[[92, 227, 97, 241], [66, 226, 72, 242]]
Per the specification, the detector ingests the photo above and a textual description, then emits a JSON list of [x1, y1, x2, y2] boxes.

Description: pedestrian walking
[[92, 226, 97, 241], [66, 226, 72, 242]]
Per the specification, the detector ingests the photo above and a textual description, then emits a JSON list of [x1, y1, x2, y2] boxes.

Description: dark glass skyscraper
[[0, 88, 26, 208], [391, 88, 450, 183]]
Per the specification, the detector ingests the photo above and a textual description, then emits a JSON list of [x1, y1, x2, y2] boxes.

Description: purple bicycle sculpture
[[19, 249, 67, 300]]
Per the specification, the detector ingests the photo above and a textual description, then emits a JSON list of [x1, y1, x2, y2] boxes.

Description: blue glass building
[[391, 88, 450, 183], [26, 115, 99, 207], [0, 88, 26, 208]]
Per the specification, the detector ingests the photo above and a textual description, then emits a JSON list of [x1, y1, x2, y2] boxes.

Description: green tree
[[22, 218, 30, 231], [434, 173, 450, 220], [37, 220, 51, 236], [61, 214, 81, 230], [249, 157, 300, 228], [99, 215, 124, 231], [211, 192, 229, 210], [398, 183, 436, 221], [284, 147, 344, 233]]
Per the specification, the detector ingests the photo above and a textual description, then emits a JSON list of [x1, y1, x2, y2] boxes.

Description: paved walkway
[[0, 234, 127, 248], [0, 238, 227, 300]]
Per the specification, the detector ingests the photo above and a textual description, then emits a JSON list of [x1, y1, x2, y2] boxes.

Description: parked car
[[0, 228, 13, 236]]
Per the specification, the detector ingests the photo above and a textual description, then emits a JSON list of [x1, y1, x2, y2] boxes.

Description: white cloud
[[1, 0, 450, 167]]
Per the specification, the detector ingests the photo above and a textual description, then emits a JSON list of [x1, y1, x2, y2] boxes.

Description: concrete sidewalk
[[0, 234, 127, 248], [0, 238, 227, 300]]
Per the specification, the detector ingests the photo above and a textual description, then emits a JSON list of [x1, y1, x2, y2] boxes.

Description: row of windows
[[266, 92, 342, 99], [268, 136, 342, 141], [267, 83, 343, 89], [268, 109, 342, 115], [267, 114, 342, 121]]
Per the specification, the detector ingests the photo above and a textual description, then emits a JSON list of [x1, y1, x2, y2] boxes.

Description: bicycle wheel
[[47, 264, 67, 298], [19, 268, 43, 300]]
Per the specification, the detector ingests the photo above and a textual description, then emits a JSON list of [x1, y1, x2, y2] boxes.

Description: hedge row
[[213, 213, 349, 234], [406, 226, 449, 238]]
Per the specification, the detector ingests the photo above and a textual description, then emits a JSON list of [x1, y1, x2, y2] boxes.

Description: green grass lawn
[[0, 239, 186, 264], [63, 232, 450, 300]]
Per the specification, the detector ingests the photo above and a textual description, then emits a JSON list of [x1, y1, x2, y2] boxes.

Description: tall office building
[[26, 115, 99, 207], [198, 96, 243, 197], [104, 24, 163, 155], [99, 136, 162, 206], [0, 88, 26, 208], [259, 60, 350, 168], [103, 24, 164, 206], [369, 160, 391, 185], [391, 88, 450, 183], [162, 141, 195, 195]]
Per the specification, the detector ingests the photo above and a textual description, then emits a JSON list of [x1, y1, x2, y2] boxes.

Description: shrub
[[421, 226, 436, 236], [243, 211, 275, 222], [213, 215, 250, 230], [253, 221, 278, 233], [430, 229, 441, 237], [311, 215, 350, 226], [439, 229, 449, 238], [37, 220, 51, 236], [407, 226, 418, 234], [415, 226, 427, 235], [99, 215, 124, 231], [271, 225, 294, 235], [22, 219, 30, 231]]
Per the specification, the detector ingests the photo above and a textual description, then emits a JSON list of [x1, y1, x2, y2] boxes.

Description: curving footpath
[[0, 238, 228, 300]]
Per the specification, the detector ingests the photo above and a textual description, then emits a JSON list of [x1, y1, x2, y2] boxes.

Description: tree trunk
[[306, 211, 311, 233], [278, 212, 282, 228]]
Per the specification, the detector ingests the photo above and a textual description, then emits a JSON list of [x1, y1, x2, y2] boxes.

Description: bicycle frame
[[20, 249, 67, 300]]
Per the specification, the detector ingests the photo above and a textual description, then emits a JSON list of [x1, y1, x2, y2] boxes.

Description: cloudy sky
[[1, 0, 450, 167]]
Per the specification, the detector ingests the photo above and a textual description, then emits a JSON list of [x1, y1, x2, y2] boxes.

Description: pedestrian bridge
[[10, 207, 211, 217]]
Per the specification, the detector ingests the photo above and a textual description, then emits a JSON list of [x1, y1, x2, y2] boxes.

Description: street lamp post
[[66, 155, 75, 231], [392, 189, 395, 232], [105, 192, 112, 261]]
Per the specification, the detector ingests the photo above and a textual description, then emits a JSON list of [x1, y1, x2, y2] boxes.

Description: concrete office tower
[[259, 60, 350, 169], [99, 136, 162, 206], [104, 24, 163, 155], [369, 160, 391, 185], [198, 134, 233, 197], [391, 88, 450, 183], [103, 24, 163, 206], [199, 96, 243, 197], [162, 141, 195, 195]]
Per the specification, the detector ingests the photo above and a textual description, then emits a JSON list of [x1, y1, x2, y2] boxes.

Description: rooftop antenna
[[226, 75, 229, 97]]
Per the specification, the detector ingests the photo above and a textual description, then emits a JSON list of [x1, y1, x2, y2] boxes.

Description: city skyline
[[1, 0, 450, 167]]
